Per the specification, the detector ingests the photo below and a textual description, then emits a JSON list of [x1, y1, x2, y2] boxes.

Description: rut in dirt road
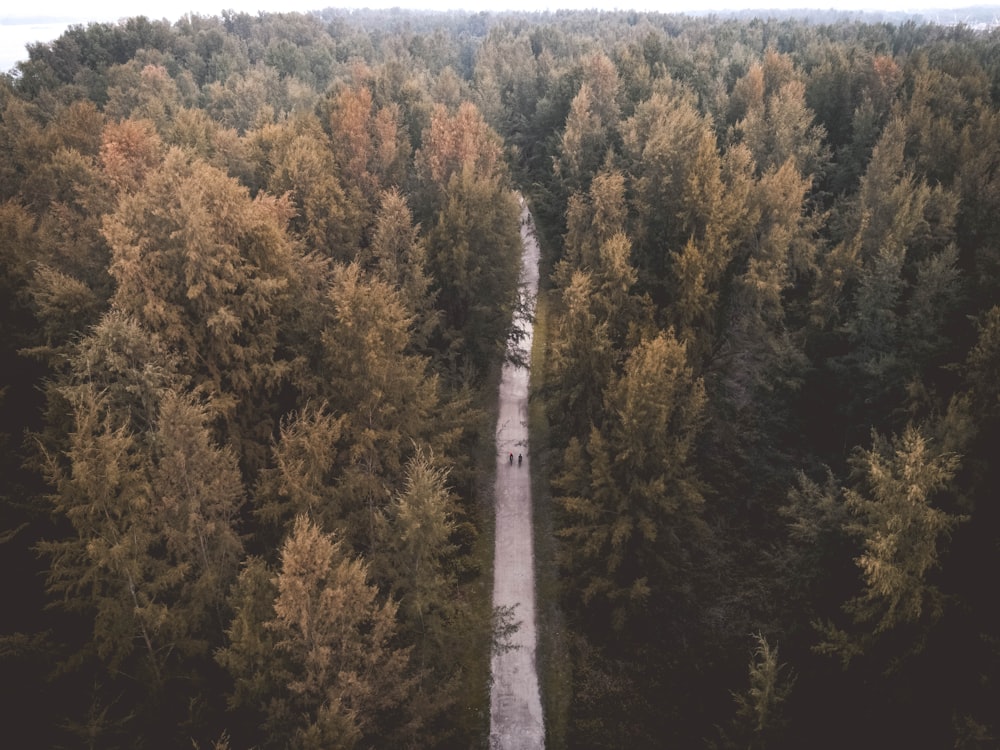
[[489, 198, 544, 750]]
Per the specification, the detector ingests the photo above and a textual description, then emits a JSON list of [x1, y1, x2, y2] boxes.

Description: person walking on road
[[509, 452, 514, 465], [518, 453, 522, 466]]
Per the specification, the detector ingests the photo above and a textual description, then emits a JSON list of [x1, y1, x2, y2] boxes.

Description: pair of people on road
[[508, 452, 523, 466]]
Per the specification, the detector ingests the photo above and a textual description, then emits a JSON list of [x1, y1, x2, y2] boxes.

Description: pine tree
[[815, 115, 960, 432], [816, 424, 966, 666], [255, 403, 346, 534], [546, 270, 616, 444], [219, 515, 415, 749], [365, 188, 438, 350], [731, 51, 830, 178], [99, 117, 163, 194], [325, 79, 409, 207], [423, 165, 521, 375], [102, 148, 300, 471], [38, 386, 162, 680], [253, 115, 363, 260], [148, 390, 245, 635], [843, 425, 965, 636], [554, 53, 620, 196], [729, 634, 796, 750], [623, 86, 753, 316], [320, 262, 450, 553], [37, 365, 245, 742], [382, 451, 459, 645], [556, 331, 708, 635]]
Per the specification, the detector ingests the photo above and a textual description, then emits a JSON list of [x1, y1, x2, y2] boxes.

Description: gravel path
[[489, 198, 544, 750]]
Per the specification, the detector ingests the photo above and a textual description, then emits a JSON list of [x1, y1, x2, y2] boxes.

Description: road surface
[[489, 197, 544, 750]]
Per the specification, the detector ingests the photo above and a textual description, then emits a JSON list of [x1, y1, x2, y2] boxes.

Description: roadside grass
[[529, 282, 572, 750]]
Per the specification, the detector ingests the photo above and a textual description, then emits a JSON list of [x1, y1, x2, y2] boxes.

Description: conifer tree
[[416, 101, 521, 375], [555, 53, 620, 196], [253, 115, 363, 260], [102, 148, 300, 470], [731, 52, 830, 178], [382, 451, 458, 637], [325, 80, 409, 208], [623, 87, 752, 315], [255, 403, 346, 535], [728, 634, 796, 750], [37, 362, 245, 742], [814, 115, 960, 431], [556, 331, 708, 634], [219, 515, 415, 749], [423, 165, 521, 374], [706, 158, 818, 499], [365, 188, 438, 350], [99, 117, 163, 194], [319, 262, 450, 553], [817, 424, 966, 665], [546, 270, 616, 443], [555, 166, 628, 288]]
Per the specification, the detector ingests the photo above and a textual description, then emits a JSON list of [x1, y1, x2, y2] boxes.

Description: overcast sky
[[1, 1, 987, 71], [2, 0, 969, 21]]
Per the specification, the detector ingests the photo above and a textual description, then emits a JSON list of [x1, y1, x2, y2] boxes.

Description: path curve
[[489, 197, 544, 749]]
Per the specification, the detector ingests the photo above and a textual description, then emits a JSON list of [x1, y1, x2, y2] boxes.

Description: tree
[[814, 115, 960, 435], [364, 188, 438, 350], [255, 403, 346, 535], [623, 86, 752, 313], [37, 363, 245, 743], [325, 80, 409, 208], [701, 157, 818, 518], [382, 451, 458, 636], [148, 389, 245, 634], [556, 331, 708, 635], [730, 52, 830, 179], [964, 306, 1000, 417], [99, 117, 163, 194], [38, 387, 159, 679], [723, 634, 797, 750], [320, 263, 453, 553], [102, 148, 300, 471], [252, 115, 363, 260], [554, 53, 620, 196], [378, 449, 480, 744], [556, 166, 629, 288], [818, 424, 966, 665], [956, 103, 1000, 305], [546, 270, 616, 446], [414, 101, 521, 375], [423, 164, 521, 375], [556, 84, 607, 196], [218, 515, 415, 749], [416, 101, 504, 200], [104, 62, 186, 129]]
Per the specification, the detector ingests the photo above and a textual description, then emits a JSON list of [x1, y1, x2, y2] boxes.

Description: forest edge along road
[[489, 196, 544, 749]]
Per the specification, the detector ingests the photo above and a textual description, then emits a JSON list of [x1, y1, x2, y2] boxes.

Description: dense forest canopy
[[1, 7, 1000, 749]]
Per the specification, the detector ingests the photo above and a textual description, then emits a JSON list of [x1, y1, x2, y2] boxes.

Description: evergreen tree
[[252, 115, 363, 260], [719, 633, 796, 750], [556, 331, 708, 635], [218, 515, 415, 749], [818, 424, 965, 665], [102, 148, 300, 471], [365, 188, 438, 350], [37, 368, 244, 743]]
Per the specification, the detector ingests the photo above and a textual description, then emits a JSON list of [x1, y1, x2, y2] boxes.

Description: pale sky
[[0, 0, 964, 18], [0, 1, 987, 71]]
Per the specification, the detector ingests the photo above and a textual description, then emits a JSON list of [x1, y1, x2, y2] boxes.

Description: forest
[[1, 6, 999, 749]]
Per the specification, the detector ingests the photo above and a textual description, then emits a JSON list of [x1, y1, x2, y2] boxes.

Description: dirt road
[[489, 198, 544, 749]]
